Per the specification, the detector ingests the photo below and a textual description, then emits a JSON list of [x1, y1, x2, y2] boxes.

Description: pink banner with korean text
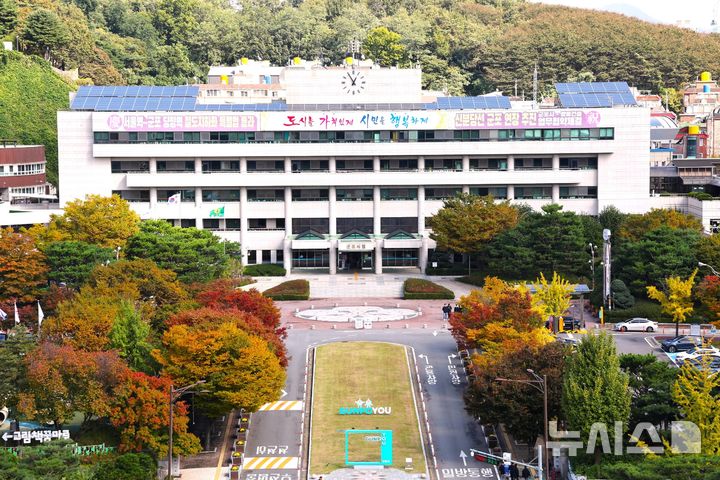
[[454, 110, 602, 129], [96, 113, 258, 132]]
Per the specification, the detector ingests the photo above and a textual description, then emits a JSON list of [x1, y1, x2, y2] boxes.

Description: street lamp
[[168, 380, 207, 480], [698, 261, 720, 277], [495, 370, 549, 480], [588, 243, 597, 292]]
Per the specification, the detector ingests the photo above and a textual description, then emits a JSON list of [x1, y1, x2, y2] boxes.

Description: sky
[[531, 0, 716, 32]]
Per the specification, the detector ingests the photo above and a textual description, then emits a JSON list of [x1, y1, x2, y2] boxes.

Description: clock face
[[341, 71, 366, 95]]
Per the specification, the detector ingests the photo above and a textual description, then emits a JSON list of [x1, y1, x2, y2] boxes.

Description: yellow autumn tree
[[673, 355, 720, 455], [532, 272, 575, 332], [647, 269, 697, 337]]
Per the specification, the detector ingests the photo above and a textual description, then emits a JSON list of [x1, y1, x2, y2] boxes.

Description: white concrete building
[[57, 67, 651, 274]]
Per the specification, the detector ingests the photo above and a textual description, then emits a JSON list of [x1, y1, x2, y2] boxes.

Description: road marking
[[258, 401, 304, 411], [243, 457, 299, 469], [440, 467, 496, 478], [645, 336, 660, 348]]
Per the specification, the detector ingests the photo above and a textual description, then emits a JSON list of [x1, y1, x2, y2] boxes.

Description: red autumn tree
[[696, 275, 720, 325], [195, 281, 283, 332], [109, 371, 201, 456], [0, 227, 49, 304]]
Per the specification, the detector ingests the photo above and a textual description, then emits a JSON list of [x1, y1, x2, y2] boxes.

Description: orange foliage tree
[[109, 371, 201, 456], [0, 227, 49, 304], [696, 275, 720, 325]]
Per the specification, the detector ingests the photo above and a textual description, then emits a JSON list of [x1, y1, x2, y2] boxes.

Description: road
[[241, 327, 499, 480]]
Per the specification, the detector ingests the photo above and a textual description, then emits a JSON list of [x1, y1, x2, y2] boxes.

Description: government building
[[57, 60, 650, 274]]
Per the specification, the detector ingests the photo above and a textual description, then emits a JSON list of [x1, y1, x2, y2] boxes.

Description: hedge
[[425, 266, 468, 276], [457, 274, 485, 287], [263, 280, 310, 300], [243, 264, 287, 276], [403, 278, 455, 299]]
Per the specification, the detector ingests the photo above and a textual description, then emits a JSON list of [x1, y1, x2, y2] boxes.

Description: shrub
[[457, 274, 485, 287], [425, 265, 468, 276], [611, 279, 635, 309], [263, 280, 310, 300], [243, 264, 286, 277], [403, 278, 454, 299]]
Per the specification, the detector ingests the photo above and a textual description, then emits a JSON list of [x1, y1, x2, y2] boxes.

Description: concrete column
[[149, 157, 157, 174], [329, 186, 337, 275], [240, 187, 248, 266], [149, 188, 157, 210], [240, 157, 247, 174], [373, 186, 381, 236], [374, 240, 383, 274], [417, 186, 426, 233], [194, 157, 202, 173], [373, 156, 380, 172], [552, 154, 560, 171], [329, 157, 336, 173], [418, 156, 425, 171], [552, 184, 560, 202], [507, 155, 514, 171], [283, 187, 293, 273], [507, 185, 515, 200], [195, 187, 202, 207], [462, 155, 470, 172], [462, 185, 470, 194], [419, 237, 429, 273], [284, 157, 292, 173]]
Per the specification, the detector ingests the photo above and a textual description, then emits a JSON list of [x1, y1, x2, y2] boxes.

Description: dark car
[[545, 317, 581, 332], [661, 335, 703, 353]]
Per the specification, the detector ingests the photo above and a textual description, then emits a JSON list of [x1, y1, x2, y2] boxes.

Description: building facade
[[58, 67, 650, 274], [0, 143, 50, 203]]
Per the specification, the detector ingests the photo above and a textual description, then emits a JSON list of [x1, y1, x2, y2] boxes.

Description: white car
[[676, 346, 720, 363], [613, 317, 658, 332]]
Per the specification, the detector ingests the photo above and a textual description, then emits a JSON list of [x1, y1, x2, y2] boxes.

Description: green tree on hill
[[363, 26, 408, 67], [20, 9, 70, 62], [0, 0, 17, 38]]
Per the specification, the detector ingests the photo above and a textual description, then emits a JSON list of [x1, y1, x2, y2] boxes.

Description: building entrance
[[339, 251, 373, 271]]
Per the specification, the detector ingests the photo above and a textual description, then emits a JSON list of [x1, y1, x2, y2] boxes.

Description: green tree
[[93, 453, 156, 480], [0, 0, 17, 38], [673, 355, 720, 455], [619, 209, 702, 241], [0, 326, 36, 416], [696, 234, 720, 274], [43, 241, 115, 288], [658, 86, 683, 116], [20, 9, 70, 61], [429, 193, 519, 273], [598, 205, 625, 234], [610, 279, 635, 309], [616, 227, 700, 296], [562, 331, 631, 464], [362, 26, 408, 67], [125, 220, 238, 284], [0, 439, 93, 480], [109, 301, 155, 373], [619, 354, 678, 429], [486, 204, 590, 279], [647, 269, 698, 337], [49, 194, 141, 249]]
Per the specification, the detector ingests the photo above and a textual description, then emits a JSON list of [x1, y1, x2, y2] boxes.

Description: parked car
[[661, 335, 703, 353], [676, 346, 720, 363], [613, 318, 658, 332], [683, 356, 720, 372], [545, 317, 581, 331]]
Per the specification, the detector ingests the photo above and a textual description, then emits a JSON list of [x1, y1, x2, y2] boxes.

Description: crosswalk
[[243, 457, 300, 470], [257, 401, 304, 411]]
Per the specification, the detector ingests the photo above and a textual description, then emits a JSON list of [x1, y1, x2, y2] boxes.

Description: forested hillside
[[2, 0, 720, 95], [0, 51, 75, 185]]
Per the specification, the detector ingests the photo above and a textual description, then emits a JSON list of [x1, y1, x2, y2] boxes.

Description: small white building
[[57, 66, 652, 274]]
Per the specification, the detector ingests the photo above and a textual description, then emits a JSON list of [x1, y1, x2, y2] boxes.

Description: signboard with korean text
[[94, 112, 258, 132], [2, 429, 71, 444]]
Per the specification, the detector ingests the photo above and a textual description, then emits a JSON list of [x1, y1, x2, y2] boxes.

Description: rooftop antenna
[[532, 62, 538, 107]]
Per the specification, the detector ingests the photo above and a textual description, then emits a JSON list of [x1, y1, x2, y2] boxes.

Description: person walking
[[441, 304, 450, 320], [521, 466, 531, 480], [510, 464, 519, 480], [500, 464, 511, 480]]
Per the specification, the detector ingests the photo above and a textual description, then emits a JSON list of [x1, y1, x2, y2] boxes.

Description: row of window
[[289, 248, 420, 268], [115, 185, 598, 203], [111, 156, 598, 174], [0, 163, 45, 176], [94, 127, 615, 144]]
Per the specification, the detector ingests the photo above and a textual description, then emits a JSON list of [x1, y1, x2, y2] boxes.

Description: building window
[[514, 186, 552, 199], [559, 186, 597, 199], [599, 128, 614, 139], [248, 189, 284, 201], [202, 160, 239, 172], [111, 161, 149, 173], [382, 249, 418, 267], [453, 130, 480, 141], [291, 160, 328, 171], [381, 217, 418, 233], [184, 132, 201, 143], [247, 160, 283, 171], [425, 187, 461, 200], [543, 129, 561, 140], [158, 189, 195, 202], [226, 219, 241, 230], [248, 219, 267, 230], [515, 158, 550, 170], [292, 250, 329, 268], [469, 187, 507, 199], [470, 158, 507, 170], [523, 129, 542, 140], [240, 91, 248, 97], [276, 249, 284, 263], [262, 250, 272, 263], [291, 189, 329, 201], [380, 188, 418, 200], [560, 157, 598, 170], [248, 250, 257, 264], [336, 189, 373, 201], [292, 218, 329, 234], [157, 161, 194, 172], [94, 132, 110, 143], [498, 130, 516, 140], [570, 129, 591, 140], [112, 190, 150, 202], [202, 190, 240, 202], [337, 218, 373, 234], [147, 132, 175, 142], [380, 159, 418, 170], [203, 219, 220, 229]]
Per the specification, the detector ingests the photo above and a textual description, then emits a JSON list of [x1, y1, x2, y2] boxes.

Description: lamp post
[[698, 261, 720, 276], [168, 380, 206, 480], [495, 370, 549, 480], [588, 243, 597, 292]]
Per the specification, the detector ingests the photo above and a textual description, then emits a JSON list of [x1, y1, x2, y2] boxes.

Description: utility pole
[[168, 380, 207, 480], [602, 229, 612, 311], [532, 62, 538, 107]]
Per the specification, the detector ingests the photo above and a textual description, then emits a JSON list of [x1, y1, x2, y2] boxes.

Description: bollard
[[295, 308, 299, 313], [311, 324, 316, 330], [364, 301, 367, 306], [405, 324, 409, 329], [442, 323, 446, 329], [423, 323, 427, 329], [386, 324, 390, 329], [397, 303, 400, 308], [289, 324, 294, 330], [417, 307, 422, 312], [332, 324, 336, 330], [334, 302, 338, 307], [311, 305, 314, 309]]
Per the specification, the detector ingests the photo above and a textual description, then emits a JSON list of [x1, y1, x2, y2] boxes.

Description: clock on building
[[341, 71, 366, 95]]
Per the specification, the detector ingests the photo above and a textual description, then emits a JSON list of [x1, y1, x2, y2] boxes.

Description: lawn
[[309, 342, 426, 474]]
